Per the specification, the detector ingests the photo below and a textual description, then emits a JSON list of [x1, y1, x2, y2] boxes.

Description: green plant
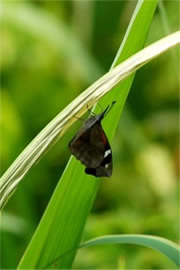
[[0, 0, 179, 269]]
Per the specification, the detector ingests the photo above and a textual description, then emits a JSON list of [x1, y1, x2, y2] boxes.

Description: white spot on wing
[[104, 149, 111, 158]]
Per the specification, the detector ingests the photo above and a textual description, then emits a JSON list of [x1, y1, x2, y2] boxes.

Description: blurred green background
[[0, 0, 179, 269]]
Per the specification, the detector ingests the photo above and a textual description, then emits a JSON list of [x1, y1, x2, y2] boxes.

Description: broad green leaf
[[80, 234, 180, 267], [17, 1, 163, 269]]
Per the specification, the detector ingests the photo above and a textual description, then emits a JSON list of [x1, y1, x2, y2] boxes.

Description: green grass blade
[[1, 32, 179, 210], [80, 234, 180, 267], [17, 1, 162, 268], [2, 4, 179, 211]]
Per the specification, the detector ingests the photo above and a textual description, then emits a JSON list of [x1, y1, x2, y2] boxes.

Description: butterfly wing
[[85, 125, 112, 177], [85, 123, 112, 177], [68, 102, 116, 177], [69, 122, 112, 177], [69, 123, 104, 168]]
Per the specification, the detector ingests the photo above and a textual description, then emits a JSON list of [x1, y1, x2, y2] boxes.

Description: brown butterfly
[[68, 101, 116, 177]]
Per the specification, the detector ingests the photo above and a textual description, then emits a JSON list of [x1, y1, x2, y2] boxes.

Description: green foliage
[[1, 0, 179, 269], [80, 234, 180, 267]]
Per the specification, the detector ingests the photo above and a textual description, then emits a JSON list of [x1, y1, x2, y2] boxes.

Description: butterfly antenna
[[103, 100, 116, 117], [87, 104, 96, 116]]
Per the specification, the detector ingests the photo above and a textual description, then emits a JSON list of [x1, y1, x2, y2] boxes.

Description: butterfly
[[68, 101, 116, 177]]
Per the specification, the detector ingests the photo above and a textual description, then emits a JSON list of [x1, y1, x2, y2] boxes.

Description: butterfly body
[[69, 102, 115, 177]]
